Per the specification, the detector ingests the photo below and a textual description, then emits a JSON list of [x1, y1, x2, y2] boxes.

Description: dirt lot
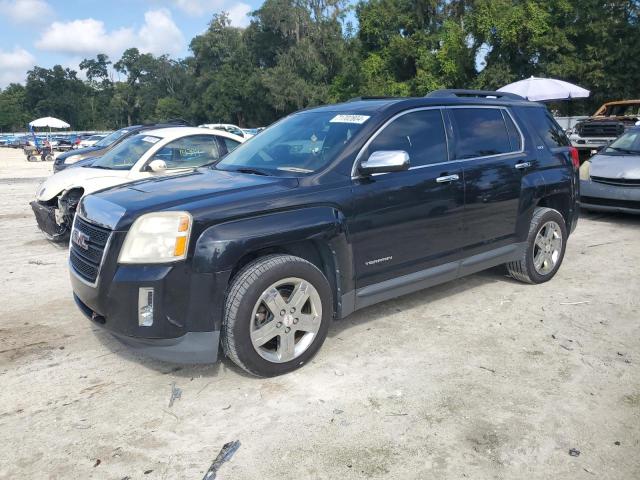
[[0, 147, 638, 479]]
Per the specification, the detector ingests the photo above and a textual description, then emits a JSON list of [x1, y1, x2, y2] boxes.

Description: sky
[[0, 0, 263, 88]]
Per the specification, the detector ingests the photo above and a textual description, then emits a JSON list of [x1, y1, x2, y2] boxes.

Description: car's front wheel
[[222, 254, 332, 377], [506, 207, 567, 284]]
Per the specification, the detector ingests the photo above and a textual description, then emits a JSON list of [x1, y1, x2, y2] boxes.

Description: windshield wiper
[[88, 165, 111, 169], [231, 167, 271, 176]]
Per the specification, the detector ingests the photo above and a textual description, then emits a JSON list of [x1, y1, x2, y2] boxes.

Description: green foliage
[[1, 0, 639, 131]]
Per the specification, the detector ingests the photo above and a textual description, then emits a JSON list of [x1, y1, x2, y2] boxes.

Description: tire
[[27, 155, 38, 162], [44, 154, 53, 162], [222, 254, 333, 377], [506, 207, 567, 284]]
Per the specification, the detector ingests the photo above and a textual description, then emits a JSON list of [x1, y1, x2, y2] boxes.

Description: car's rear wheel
[[222, 254, 332, 377], [506, 207, 567, 284]]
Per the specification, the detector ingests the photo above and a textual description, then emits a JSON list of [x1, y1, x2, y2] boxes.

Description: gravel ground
[[0, 147, 638, 479]]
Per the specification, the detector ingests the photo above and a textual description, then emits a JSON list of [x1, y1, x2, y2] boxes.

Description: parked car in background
[[68, 90, 579, 375], [242, 128, 262, 137], [32, 127, 244, 241], [8, 136, 29, 148], [78, 134, 107, 148], [570, 100, 640, 160], [53, 122, 190, 173], [200, 123, 253, 139], [580, 126, 640, 214]]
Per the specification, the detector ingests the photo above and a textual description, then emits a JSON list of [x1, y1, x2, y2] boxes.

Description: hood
[[590, 153, 640, 180], [56, 145, 104, 161], [36, 166, 129, 201], [80, 168, 298, 230]]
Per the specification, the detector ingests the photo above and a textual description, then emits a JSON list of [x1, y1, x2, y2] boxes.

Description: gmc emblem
[[72, 229, 90, 250]]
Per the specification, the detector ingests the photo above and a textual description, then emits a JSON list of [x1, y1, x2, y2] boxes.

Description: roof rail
[[142, 118, 191, 127], [425, 89, 524, 100], [347, 96, 400, 102]]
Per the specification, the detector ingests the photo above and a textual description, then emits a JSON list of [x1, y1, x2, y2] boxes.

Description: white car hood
[[36, 166, 131, 201]]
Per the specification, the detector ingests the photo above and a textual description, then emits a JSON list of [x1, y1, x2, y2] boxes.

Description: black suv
[[53, 121, 189, 172], [69, 90, 579, 376]]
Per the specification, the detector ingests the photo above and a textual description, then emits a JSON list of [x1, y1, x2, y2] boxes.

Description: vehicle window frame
[[351, 107, 450, 178], [447, 106, 525, 161], [351, 105, 525, 178], [139, 133, 225, 172]]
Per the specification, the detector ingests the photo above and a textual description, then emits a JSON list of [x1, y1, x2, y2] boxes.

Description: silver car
[[580, 126, 640, 214]]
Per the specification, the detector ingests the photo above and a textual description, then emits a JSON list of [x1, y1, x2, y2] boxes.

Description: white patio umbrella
[[498, 76, 590, 101], [29, 116, 70, 129]]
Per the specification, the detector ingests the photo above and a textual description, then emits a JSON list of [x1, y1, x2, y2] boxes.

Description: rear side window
[[367, 109, 447, 167], [449, 108, 513, 159], [520, 107, 570, 148], [503, 111, 523, 151], [221, 137, 241, 155]]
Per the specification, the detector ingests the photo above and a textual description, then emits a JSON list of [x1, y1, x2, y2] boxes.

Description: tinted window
[[450, 108, 512, 159], [154, 135, 222, 169], [503, 111, 522, 151], [521, 107, 570, 148], [367, 109, 447, 167]]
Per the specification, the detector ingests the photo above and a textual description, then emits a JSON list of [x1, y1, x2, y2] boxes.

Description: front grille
[[591, 176, 640, 187], [577, 122, 624, 138], [69, 216, 112, 284]]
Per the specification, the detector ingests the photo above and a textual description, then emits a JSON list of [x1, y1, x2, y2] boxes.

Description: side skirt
[[340, 242, 525, 318]]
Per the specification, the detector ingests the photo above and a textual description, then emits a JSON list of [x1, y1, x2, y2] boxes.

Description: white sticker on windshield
[[330, 114, 370, 124], [142, 136, 159, 143]]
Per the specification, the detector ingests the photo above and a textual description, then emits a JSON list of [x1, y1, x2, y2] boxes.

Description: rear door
[[447, 106, 531, 253], [349, 108, 466, 288]]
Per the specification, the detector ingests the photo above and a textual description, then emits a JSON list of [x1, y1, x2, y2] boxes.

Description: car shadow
[[580, 210, 640, 226], [327, 266, 512, 338], [90, 266, 515, 379]]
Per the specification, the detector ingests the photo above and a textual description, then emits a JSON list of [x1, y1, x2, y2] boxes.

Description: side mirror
[[359, 150, 410, 175], [148, 159, 167, 172]]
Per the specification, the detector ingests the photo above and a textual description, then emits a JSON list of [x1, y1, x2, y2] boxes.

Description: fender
[[192, 206, 354, 298], [516, 171, 546, 241]]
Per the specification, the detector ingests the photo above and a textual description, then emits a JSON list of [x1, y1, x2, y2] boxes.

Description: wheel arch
[[536, 193, 571, 229], [193, 206, 354, 318]]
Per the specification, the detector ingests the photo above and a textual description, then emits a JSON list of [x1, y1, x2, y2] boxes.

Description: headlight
[[579, 160, 591, 181], [118, 212, 192, 264], [64, 154, 81, 164]]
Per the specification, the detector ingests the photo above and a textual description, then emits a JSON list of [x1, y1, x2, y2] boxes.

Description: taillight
[[569, 147, 579, 169]]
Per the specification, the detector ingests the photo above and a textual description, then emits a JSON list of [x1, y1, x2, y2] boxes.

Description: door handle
[[514, 161, 532, 170], [436, 174, 460, 183]]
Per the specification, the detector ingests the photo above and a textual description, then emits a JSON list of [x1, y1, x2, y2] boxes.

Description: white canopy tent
[[29, 117, 70, 129], [498, 76, 590, 102]]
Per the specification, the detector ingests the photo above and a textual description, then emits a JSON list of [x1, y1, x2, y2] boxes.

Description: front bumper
[[30, 200, 68, 239], [75, 294, 219, 363], [70, 250, 230, 363], [570, 136, 613, 150], [580, 179, 640, 214]]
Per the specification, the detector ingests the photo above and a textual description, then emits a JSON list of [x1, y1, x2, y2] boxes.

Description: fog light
[[138, 287, 154, 326]]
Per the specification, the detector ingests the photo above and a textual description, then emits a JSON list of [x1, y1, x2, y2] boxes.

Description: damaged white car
[[30, 126, 244, 241]]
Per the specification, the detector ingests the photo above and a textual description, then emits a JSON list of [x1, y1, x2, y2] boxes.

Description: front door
[[349, 108, 466, 289]]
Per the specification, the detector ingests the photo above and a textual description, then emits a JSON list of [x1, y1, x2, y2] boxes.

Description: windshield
[[91, 134, 160, 170], [95, 128, 131, 147], [215, 111, 370, 175], [605, 130, 640, 154], [603, 104, 640, 117]]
